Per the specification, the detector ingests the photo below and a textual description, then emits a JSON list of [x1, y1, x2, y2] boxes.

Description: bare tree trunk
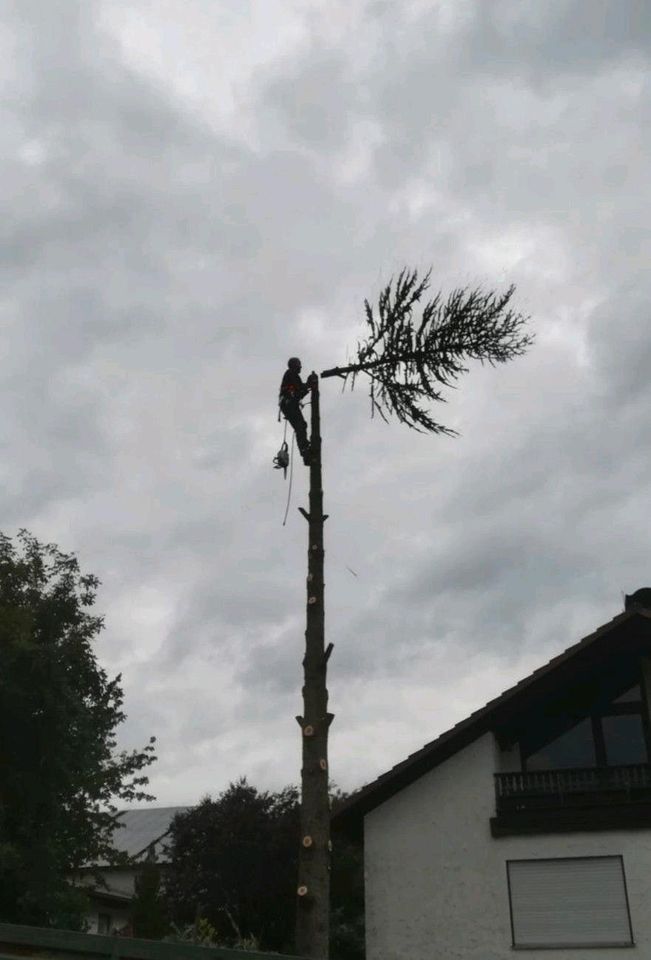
[[295, 375, 332, 960]]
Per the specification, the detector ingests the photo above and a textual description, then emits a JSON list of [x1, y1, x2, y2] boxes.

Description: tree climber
[[279, 358, 316, 465]]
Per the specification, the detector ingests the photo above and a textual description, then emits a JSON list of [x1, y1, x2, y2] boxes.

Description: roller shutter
[[507, 856, 633, 948]]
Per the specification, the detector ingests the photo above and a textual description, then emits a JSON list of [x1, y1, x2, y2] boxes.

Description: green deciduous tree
[[0, 529, 157, 928], [163, 779, 299, 953], [163, 779, 365, 956]]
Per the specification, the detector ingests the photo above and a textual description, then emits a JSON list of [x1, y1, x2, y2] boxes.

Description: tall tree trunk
[[295, 376, 332, 959]]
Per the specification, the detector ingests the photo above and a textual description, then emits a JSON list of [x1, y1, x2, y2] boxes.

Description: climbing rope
[[274, 395, 310, 526], [282, 432, 295, 527]]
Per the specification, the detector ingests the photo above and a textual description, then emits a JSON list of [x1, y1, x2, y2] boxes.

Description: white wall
[[97, 868, 137, 896], [77, 867, 137, 897], [77, 869, 136, 935], [364, 732, 651, 960], [496, 739, 520, 772], [85, 904, 130, 935]]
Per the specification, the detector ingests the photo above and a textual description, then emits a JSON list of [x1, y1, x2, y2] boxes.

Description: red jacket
[[280, 368, 310, 401]]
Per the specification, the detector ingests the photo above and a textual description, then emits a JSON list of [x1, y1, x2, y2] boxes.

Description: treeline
[[133, 779, 364, 959], [0, 530, 363, 957]]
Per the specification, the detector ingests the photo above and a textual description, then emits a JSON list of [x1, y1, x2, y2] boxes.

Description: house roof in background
[[95, 806, 190, 866], [333, 604, 651, 837]]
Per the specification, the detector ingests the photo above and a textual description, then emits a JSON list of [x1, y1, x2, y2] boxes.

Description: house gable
[[497, 661, 648, 767], [333, 601, 651, 838], [75, 806, 190, 935], [97, 806, 190, 865]]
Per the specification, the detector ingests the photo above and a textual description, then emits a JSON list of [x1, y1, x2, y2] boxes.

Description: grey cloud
[[588, 276, 651, 405], [2, 0, 649, 801], [260, 52, 359, 151], [460, 1, 651, 85]]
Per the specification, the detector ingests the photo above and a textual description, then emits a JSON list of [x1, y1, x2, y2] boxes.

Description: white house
[[75, 806, 189, 934], [333, 588, 651, 959]]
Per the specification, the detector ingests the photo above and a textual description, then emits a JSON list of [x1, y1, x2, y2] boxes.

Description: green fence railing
[[0, 923, 305, 960]]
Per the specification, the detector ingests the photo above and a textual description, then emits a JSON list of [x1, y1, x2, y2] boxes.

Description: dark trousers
[[281, 398, 309, 454]]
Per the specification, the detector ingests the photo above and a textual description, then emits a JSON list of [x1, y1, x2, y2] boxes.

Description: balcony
[[491, 764, 651, 837]]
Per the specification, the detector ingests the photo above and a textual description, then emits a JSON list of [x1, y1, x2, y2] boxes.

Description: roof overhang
[[332, 607, 651, 839], [74, 885, 132, 906]]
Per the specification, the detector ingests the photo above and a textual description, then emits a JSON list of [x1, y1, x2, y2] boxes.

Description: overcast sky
[[3, 0, 650, 806]]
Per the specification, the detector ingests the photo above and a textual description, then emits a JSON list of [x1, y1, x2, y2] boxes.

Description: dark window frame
[[505, 854, 634, 950], [521, 673, 651, 772]]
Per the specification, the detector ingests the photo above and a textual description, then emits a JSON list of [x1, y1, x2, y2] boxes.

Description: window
[[603, 713, 647, 765], [526, 717, 596, 770], [521, 676, 650, 771], [614, 684, 642, 703], [507, 856, 633, 948], [97, 913, 111, 935]]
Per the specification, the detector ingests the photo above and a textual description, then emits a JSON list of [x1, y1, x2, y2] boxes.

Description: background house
[[76, 806, 189, 935], [334, 589, 651, 959]]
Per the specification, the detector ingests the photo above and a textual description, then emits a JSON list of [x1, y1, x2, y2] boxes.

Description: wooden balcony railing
[[495, 764, 651, 813]]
